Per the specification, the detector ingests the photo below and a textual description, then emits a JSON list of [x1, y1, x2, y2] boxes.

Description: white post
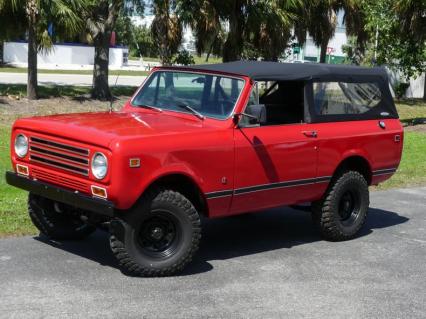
[[374, 24, 379, 62]]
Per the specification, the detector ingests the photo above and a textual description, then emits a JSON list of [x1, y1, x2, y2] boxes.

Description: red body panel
[[228, 123, 319, 216], [10, 68, 403, 218]]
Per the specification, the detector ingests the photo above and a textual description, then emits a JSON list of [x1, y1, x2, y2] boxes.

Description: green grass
[[192, 55, 222, 64], [376, 132, 426, 190], [0, 66, 149, 76], [0, 126, 34, 237], [395, 99, 426, 125], [134, 57, 160, 62], [0, 84, 137, 98]]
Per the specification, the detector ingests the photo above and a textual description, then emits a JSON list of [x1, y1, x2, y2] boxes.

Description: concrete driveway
[[0, 186, 425, 318], [0, 72, 146, 87]]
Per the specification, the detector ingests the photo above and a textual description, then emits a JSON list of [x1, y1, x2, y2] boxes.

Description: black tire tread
[[110, 188, 201, 277], [28, 193, 95, 240], [312, 171, 369, 241]]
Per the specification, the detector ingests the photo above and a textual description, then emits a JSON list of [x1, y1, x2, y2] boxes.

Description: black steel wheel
[[338, 190, 361, 227], [137, 211, 181, 258], [110, 188, 201, 277], [312, 171, 369, 241]]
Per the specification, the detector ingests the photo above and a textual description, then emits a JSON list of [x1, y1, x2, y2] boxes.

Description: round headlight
[[14, 134, 28, 158], [91, 152, 108, 180]]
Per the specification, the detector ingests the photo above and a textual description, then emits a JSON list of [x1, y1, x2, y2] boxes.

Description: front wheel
[[28, 193, 96, 240], [110, 188, 201, 277], [312, 171, 369, 241]]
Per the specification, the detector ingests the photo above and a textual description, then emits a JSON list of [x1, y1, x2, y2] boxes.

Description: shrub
[[173, 50, 195, 66], [394, 82, 410, 99]]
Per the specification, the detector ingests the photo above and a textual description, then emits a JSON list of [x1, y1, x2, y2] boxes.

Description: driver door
[[230, 83, 321, 215]]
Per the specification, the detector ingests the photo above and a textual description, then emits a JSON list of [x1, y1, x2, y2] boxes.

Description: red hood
[[13, 111, 211, 148]]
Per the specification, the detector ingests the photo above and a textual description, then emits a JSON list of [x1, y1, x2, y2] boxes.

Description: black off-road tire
[[110, 188, 201, 277], [312, 171, 369, 241], [28, 193, 96, 240]]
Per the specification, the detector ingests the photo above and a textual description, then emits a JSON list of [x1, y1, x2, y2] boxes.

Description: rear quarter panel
[[312, 118, 403, 191]]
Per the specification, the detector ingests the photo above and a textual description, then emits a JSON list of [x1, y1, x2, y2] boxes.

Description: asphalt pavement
[[0, 186, 425, 318], [0, 72, 146, 87]]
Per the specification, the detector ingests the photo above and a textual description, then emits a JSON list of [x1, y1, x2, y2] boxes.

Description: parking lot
[[0, 186, 425, 318]]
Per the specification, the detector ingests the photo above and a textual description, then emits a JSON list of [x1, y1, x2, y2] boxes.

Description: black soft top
[[180, 61, 389, 82], [175, 61, 398, 120]]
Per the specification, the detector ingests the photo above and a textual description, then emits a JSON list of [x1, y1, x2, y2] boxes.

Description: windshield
[[132, 71, 245, 119]]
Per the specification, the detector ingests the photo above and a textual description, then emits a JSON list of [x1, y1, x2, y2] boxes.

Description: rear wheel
[[110, 188, 201, 277], [312, 171, 369, 241], [28, 193, 96, 240]]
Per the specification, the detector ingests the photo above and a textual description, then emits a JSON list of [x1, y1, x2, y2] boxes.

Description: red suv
[[6, 61, 403, 276]]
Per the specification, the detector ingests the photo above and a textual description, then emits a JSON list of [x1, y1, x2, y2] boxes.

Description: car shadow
[[34, 206, 409, 277]]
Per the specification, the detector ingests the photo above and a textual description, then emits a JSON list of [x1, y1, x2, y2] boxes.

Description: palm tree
[[246, 0, 302, 61], [393, 0, 426, 100], [341, 0, 368, 53], [296, 0, 338, 63], [295, 0, 367, 64], [84, 0, 125, 100], [84, 1, 144, 100], [151, 0, 182, 66], [393, 0, 426, 42], [177, 0, 223, 62], [0, 1, 27, 53], [0, 0, 85, 99], [179, 0, 301, 62]]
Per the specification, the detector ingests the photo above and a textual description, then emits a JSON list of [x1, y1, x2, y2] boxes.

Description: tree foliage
[[131, 24, 159, 57], [83, 0, 144, 100], [362, 0, 425, 79], [1, 0, 425, 99], [151, 0, 182, 66], [0, 0, 86, 99]]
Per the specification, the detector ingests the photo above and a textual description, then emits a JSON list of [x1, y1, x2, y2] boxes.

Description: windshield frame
[[130, 69, 248, 121]]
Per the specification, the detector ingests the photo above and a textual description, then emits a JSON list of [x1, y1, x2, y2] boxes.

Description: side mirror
[[235, 104, 267, 127]]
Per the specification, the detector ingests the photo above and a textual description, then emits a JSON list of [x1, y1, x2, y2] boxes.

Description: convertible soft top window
[[313, 82, 382, 116], [132, 71, 244, 120]]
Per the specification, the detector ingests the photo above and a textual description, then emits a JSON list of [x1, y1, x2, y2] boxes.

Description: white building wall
[[300, 30, 348, 61], [407, 73, 425, 99], [387, 68, 425, 99], [301, 10, 348, 61], [3, 42, 128, 68], [328, 27, 346, 56]]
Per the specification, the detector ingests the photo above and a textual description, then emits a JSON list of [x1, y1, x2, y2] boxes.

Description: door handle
[[303, 131, 317, 138]]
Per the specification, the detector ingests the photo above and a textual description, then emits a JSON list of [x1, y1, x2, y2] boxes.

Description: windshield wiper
[[133, 104, 163, 112], [176, 104, 205, 120]]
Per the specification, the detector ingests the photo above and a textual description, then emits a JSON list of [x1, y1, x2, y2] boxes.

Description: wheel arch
[[137, 172, 209, 217], [332, 155, 373, 185]]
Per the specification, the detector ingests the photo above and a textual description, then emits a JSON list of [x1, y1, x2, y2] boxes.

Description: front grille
[[29, 136, 90, 176], [32, 168, 90, 193], [30, 137, 89, 156]]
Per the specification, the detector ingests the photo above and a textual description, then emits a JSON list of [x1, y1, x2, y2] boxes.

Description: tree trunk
[[223, 1, 243, 62], [319, 39, 328, 63], [205, 40, 215, 62], [223, 22, 239, 62], [91, 35, 111, 100], [27, 5, 38, 100]]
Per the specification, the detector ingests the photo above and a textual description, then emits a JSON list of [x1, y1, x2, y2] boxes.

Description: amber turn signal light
[[129, 158, 140, 168], [91, 185, 108, 199], [16, 164, 29, 176]]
